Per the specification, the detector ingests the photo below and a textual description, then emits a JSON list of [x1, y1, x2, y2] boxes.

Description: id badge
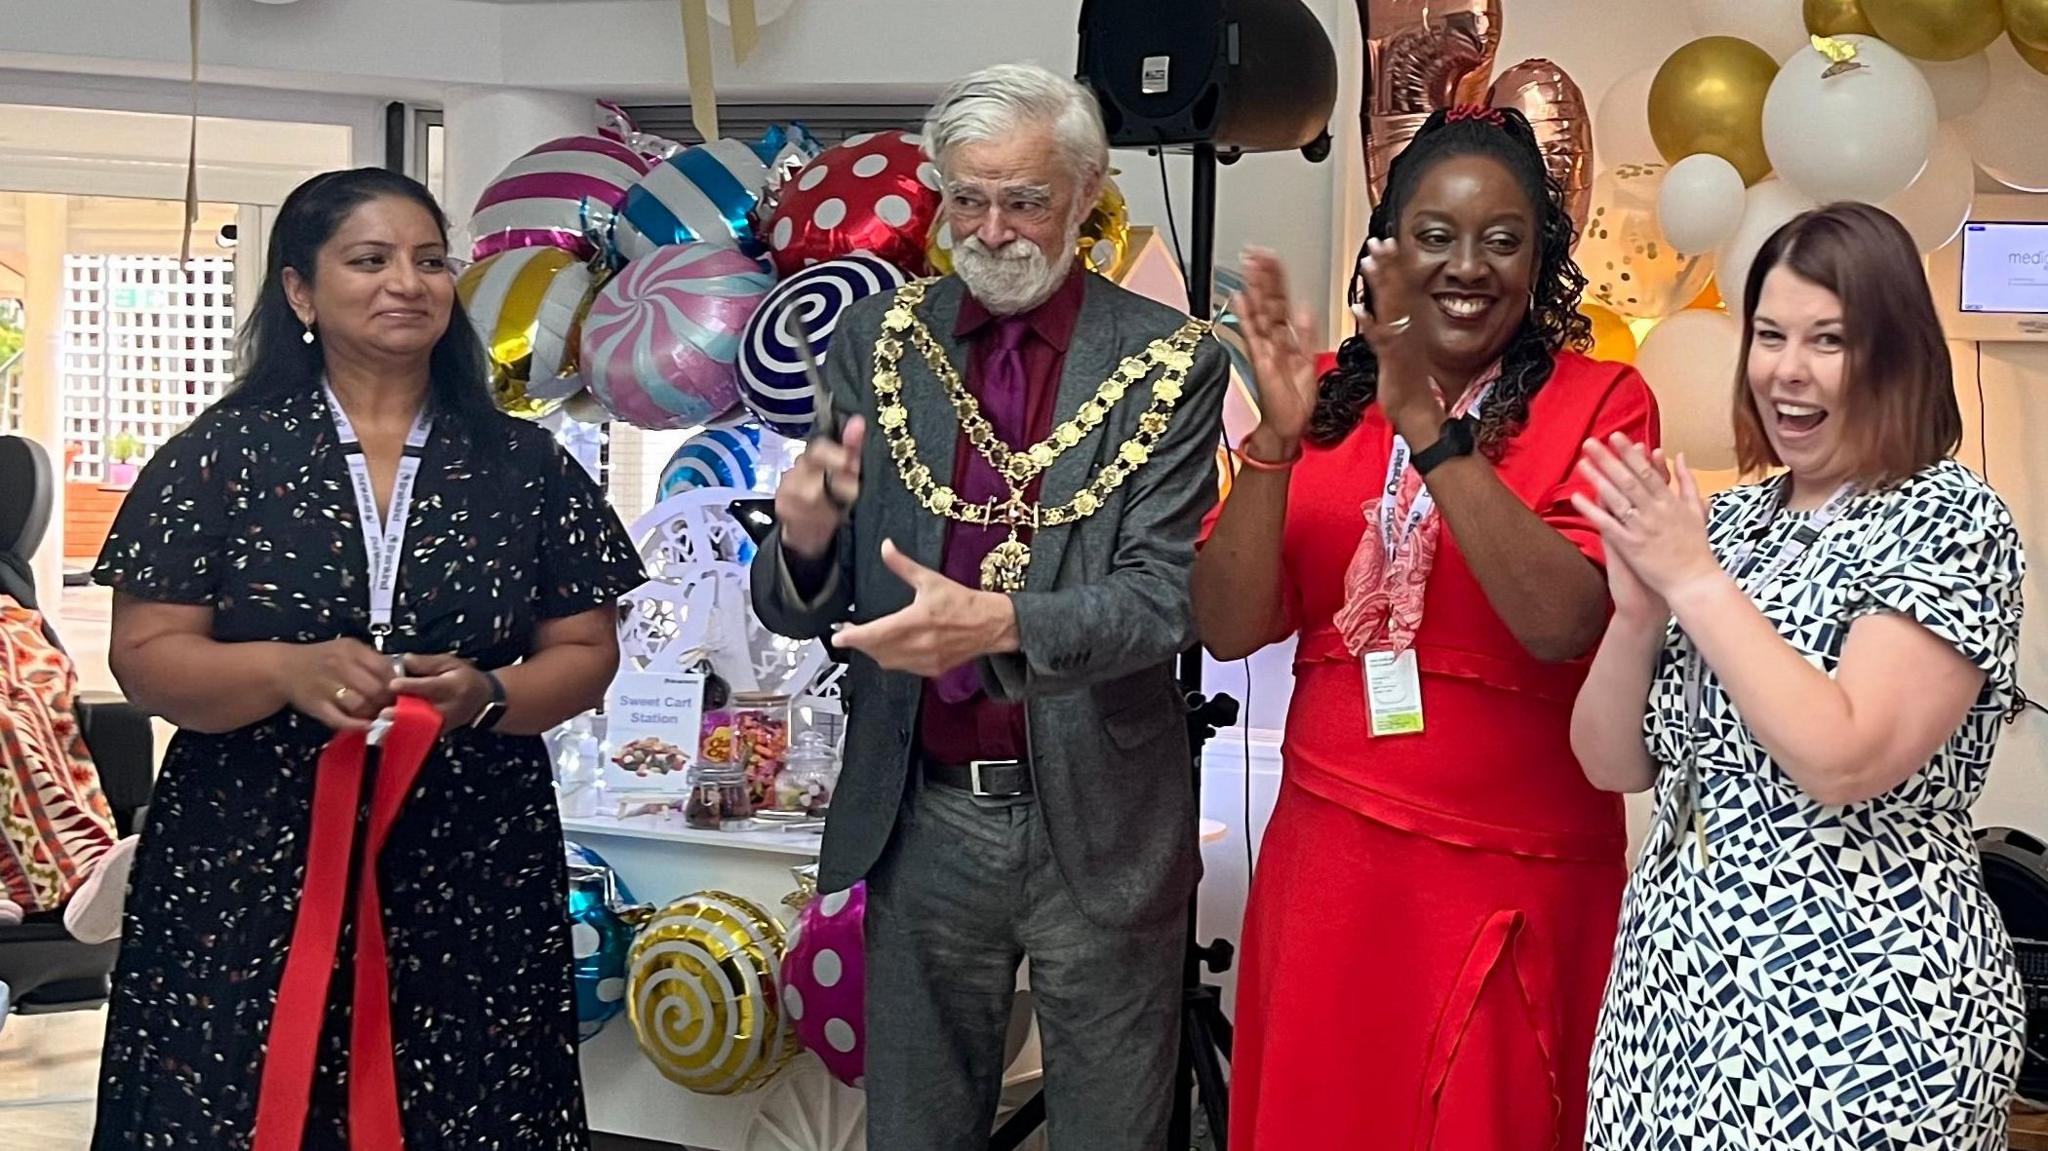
[[1363, 649, 1424, 737]]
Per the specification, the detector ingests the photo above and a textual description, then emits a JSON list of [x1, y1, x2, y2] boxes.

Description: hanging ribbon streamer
[[680, 0, 721, 142], [250, 695, 445, 1151], [729, 0, 761, 62], [181, 0, 200, 270]]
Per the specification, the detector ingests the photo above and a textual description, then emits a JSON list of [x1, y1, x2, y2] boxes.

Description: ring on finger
[[333, 684, 352, 703], [1620, 504, 1639, 523]]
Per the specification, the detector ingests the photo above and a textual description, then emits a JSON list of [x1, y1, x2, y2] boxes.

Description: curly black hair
[[1311, 106, 1591, 451]]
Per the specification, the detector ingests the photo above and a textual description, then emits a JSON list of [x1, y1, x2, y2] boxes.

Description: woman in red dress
[[1194, 106, 1659, 1149]]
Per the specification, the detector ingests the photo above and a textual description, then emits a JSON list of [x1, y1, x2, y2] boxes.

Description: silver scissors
[[779, 301, 837, 439]]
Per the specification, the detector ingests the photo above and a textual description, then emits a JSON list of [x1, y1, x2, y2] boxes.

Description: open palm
[[1235, 247, 1321, 448]]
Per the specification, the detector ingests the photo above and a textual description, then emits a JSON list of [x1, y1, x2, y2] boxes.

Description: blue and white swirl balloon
[[738, 254, 908, 437], [659, 423, 765, 499]]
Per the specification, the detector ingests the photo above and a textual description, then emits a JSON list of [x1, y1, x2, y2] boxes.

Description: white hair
[[922, 63, 1111, 185]]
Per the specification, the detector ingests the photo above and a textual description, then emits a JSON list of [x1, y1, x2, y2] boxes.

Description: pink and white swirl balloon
[[739, 254, 907, 437], [579, 243, 776, 430], [470, 135, 652, 262]]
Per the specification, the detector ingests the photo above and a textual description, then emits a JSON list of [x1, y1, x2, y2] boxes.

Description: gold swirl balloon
[[1361, 0, 1503, 202], [1649, 37, 1779, 186], [626, 891, 800, 1096], [1805, 0, 1878, 35], [926, 177, 1130, 277], [454, 247, 602, 421], [1863, 0, 2005, 61]]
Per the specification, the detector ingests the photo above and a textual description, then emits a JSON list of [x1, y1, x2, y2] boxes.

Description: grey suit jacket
[[749, 273, 1229, 929]]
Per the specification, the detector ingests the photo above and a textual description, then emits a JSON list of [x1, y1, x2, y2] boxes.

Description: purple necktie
[[936, 316, 1033, 704]]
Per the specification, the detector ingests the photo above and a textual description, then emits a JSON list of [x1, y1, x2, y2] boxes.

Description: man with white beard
[[751, 62, 1229, 1151]]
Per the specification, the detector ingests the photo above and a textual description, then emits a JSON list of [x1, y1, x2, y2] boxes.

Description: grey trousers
[[863, 779, 1185, 1151]]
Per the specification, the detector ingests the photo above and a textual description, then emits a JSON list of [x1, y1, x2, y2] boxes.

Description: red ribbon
[[252, 695, 444, 1151]]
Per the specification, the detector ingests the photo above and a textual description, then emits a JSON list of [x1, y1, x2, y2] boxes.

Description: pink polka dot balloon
[[765, 131, 942, 278], [579, 243, 775, 430], [779, 882, 866, 1087]]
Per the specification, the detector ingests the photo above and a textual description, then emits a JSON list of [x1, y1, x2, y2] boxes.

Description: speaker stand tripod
[[987, 141, 1242, 1151]]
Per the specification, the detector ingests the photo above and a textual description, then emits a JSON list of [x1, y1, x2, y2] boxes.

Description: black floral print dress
[[89, 387, 646, 1149]]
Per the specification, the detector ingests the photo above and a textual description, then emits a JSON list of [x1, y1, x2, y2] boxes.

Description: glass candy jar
[[729, 692, 792, 808], [684, 761, 754, 830], [772, 730, 840, 816]]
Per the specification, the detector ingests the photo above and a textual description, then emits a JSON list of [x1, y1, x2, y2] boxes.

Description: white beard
[[952, 222, 1082, 315]]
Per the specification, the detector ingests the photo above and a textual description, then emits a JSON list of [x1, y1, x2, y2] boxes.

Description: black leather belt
[[921, 758, 1034, 798]]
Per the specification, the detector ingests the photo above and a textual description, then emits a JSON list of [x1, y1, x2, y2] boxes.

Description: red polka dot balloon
[[764, 130, 942, 278]]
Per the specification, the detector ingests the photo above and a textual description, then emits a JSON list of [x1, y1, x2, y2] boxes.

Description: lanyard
[[324, 382, 432, 651], [1376, 379, 1495, 566], [1669, 480, 1857, 866]]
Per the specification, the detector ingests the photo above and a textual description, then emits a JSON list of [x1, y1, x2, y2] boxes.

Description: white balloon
[[1961, 38, 2048, 192], [1763, 36, 1938, 204], [1595, 68, 1663, 171], [1657, 154, 1749, 254], [1715, 179, 1818, 307], [1683, 0, 1809, 61], [1878, 126, 1977, 253], [1634, 309, 1743, 471], [1916, 52, 1992, 120]]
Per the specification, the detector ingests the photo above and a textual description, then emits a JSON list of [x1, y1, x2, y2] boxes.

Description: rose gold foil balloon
[[1361, 0, 1503, 201], [1488, 58, 1594, 238]]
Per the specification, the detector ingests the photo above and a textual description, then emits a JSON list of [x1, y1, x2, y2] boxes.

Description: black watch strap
[[1412, 415, 1478, 477], [471, 671, 507, 731]]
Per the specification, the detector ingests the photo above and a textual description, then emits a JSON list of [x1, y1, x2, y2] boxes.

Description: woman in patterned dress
[[89, 169, 645, 1148], [1572, 202, 2026, 1149]]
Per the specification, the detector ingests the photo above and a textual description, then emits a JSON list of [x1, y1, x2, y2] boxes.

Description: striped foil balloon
[[455, 247, 602, 420], [659, 423, 765, 498], [616, 138, 773, 263], [470, 135, 652, 262], [625, 891, 800, 1096], [579, 243, 776, 430], [738, 254, 907, 437]]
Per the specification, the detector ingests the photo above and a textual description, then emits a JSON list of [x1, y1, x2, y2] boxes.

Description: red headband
[[1445, 104, 1507, 127]]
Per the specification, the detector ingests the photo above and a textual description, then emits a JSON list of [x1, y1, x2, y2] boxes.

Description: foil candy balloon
[[625, 890, 801, 1095], [456, 246, 604, 420]]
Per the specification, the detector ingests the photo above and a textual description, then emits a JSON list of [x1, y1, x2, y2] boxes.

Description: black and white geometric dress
[[1587, 459, 2028, 1150]]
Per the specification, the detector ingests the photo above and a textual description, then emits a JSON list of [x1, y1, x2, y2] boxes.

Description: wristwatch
[[1412, 415, 1479, 477], [470, 671, 508, 731]]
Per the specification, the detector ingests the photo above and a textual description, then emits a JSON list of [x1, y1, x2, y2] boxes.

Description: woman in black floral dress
[[90, 168, 645, 1149]]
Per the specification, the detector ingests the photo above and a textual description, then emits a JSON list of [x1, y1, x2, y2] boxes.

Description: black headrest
[[1980, 826, 2048, 940], [0, 434, 55, 561]]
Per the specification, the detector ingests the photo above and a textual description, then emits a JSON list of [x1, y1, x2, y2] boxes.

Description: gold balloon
[[927, 177, 1130, 277], [1579, 302, 1638, 364], [1805, 0, 1879, 35], [454, 246, 601, 421], [2008, 0, 2048, 49], [2017, 29, 2048, 72], [626, 891, 800, 1096], [1863, 0, 2005, 61], [1648, 37, 1780, 185]]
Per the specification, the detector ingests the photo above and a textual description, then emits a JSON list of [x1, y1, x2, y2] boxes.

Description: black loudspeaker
[[1076, 0, 1338, 155]]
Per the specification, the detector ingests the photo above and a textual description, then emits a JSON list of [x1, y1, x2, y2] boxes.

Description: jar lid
[[730, 692, 791, 706]]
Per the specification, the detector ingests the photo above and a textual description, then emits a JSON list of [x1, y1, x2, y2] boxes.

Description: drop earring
[[302, 321, 316, 346]]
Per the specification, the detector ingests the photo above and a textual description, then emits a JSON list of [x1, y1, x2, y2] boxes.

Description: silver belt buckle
[[968, 759, 1020, 797]]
